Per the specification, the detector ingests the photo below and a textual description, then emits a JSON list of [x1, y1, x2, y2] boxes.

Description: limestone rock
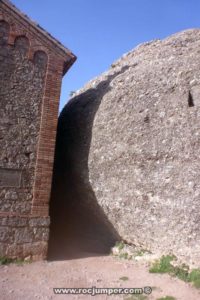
[[58, 29, 200, 265]]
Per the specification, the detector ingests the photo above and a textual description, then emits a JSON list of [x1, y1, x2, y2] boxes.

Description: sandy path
[[0, 255, 200, 300]]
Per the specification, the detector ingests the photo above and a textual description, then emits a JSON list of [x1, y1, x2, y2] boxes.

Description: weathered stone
[[5, 191, 18, 200], [0, 227, 13, 243], [59, 29, 200, 266], [0, 243, 7, 256], [6, 243, 23, 257], [0, 216, 27, 227], [29, 217, 50, 228], [33, 227, 49, 242], [14, 227, 34, 244], [23, 241, 48, 260], [0, 215, 49, 259]]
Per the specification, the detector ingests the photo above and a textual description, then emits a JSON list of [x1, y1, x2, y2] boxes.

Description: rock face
[[58, 29, 200, 265]]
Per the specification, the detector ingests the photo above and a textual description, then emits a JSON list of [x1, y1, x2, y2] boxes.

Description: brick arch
[[14, 35, 30, 57], [0, 20, 10, 45], [33, 50, 48, 69]]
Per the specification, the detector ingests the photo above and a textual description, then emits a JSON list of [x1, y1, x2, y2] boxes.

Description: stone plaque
[[0, 168, 21, 187]]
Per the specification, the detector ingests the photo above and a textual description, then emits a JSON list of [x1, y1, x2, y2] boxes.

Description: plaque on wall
[[0, 168, 21, 187]]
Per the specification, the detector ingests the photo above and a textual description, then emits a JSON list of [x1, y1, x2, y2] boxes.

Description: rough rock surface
[[58, 29, 200, 266]]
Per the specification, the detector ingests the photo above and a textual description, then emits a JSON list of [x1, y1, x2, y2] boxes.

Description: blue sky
[[11, 0, 200, 111]]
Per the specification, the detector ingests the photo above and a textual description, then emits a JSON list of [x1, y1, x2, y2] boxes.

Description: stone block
[[0, 226, 14, 243], [14, 227, 34, 244], [29, 217, 50, 227]]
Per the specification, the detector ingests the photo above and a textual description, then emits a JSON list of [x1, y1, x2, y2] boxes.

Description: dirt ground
[[0, 254, 200, 300]]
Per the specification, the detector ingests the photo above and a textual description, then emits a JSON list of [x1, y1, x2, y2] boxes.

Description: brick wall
[[0, 0, 76, 260]]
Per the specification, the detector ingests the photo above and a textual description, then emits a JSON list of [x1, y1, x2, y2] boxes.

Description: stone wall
[[0, 0, 76, 260], [59, 29, 200, 266], [0, 216, 49, 259], [0, 22, 47, 215]]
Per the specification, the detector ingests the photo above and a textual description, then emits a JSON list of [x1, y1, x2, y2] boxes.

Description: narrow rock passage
[[48, 175, 119, 260], [47, 86, 120, 260]]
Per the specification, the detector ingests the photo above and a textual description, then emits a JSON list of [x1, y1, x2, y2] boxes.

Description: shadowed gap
[[47, 69, 129, 260], [188, 91, 194, 107]]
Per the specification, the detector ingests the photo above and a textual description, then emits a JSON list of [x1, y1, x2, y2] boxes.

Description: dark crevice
[[144, 115, 150, 123], [47, 71, 123, 261], [188, 91, 194, 107]]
